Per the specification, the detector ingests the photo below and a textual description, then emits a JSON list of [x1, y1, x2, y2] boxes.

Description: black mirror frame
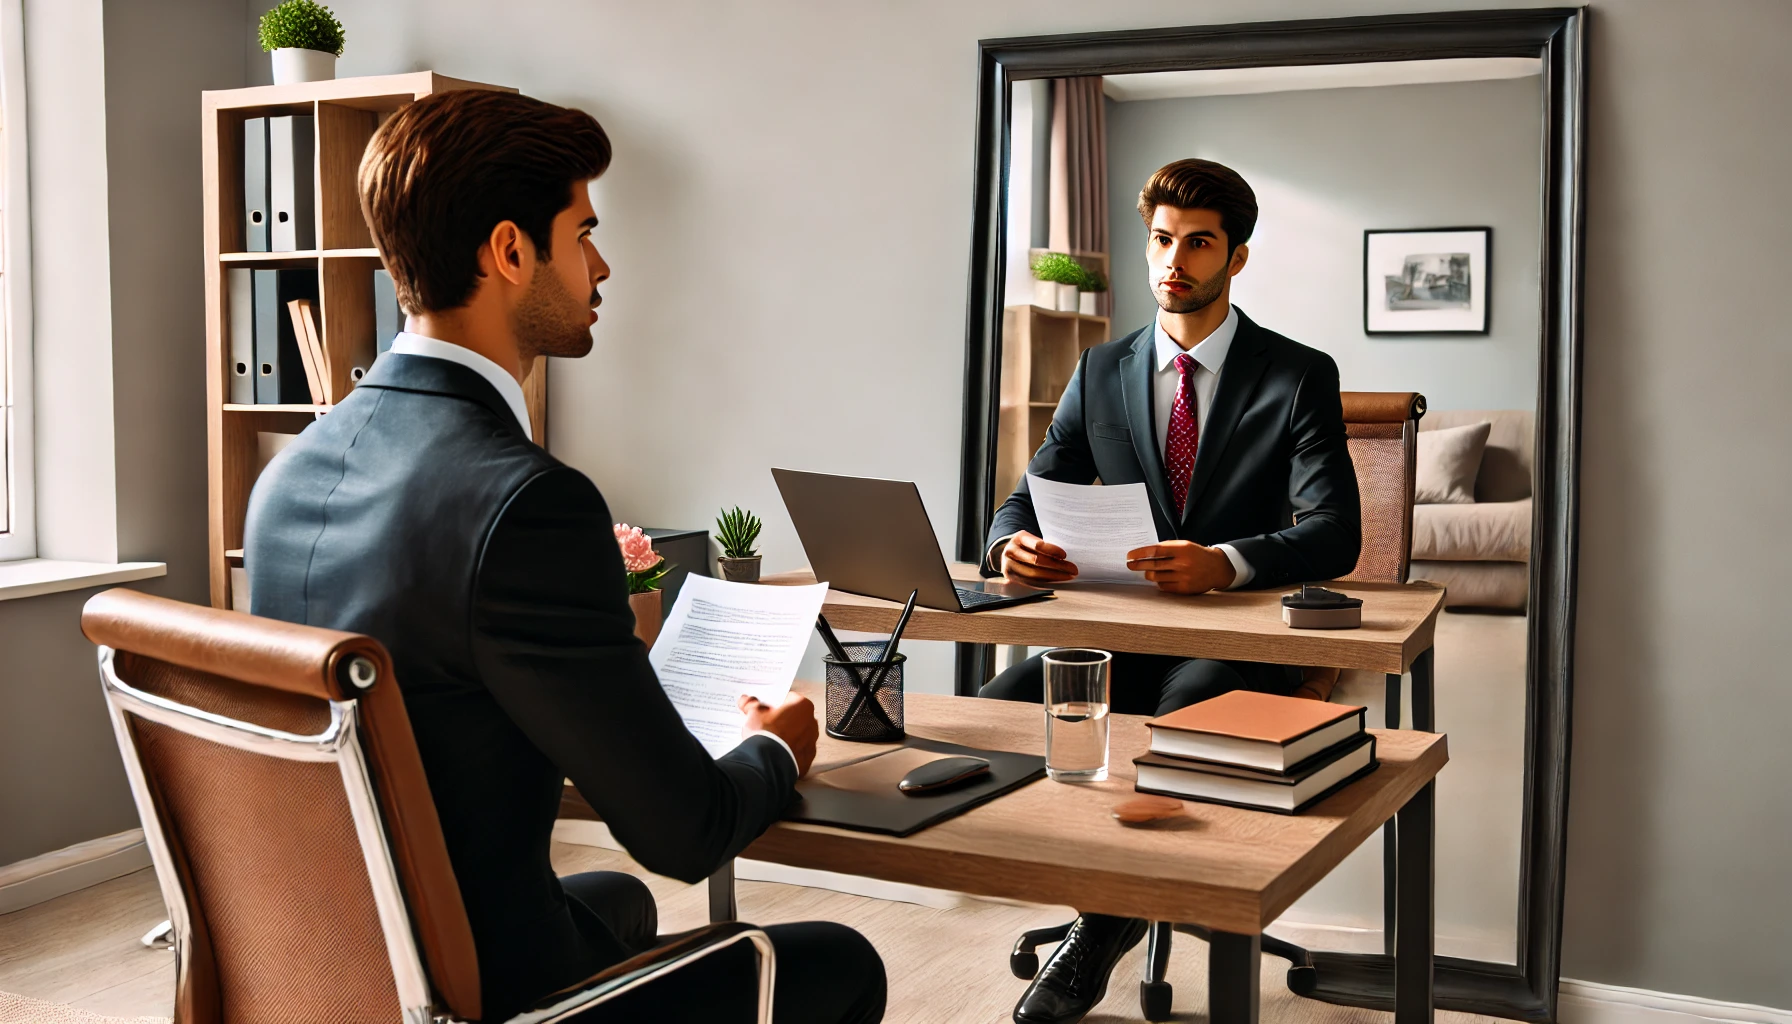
[[953, 9, 1585, 1022]]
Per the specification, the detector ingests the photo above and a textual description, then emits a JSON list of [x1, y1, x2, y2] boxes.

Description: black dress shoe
[[1013, 914, 1149, 1024]]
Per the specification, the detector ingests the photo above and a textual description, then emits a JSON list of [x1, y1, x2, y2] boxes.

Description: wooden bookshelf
[[994, 304, 1110, 502], [202, 72, 547, 609]]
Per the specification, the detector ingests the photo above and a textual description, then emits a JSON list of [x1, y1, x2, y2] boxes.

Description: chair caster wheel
[[1140, 980, 1173, 1021], [1010, 951, 1039, 979]]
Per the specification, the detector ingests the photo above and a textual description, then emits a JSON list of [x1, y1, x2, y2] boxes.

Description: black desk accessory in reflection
[[1281, 584, 1364, 629], [898, 755, 991, 794]]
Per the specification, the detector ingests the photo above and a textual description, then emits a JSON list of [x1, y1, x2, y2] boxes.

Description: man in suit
[[245, 90, 884, 1023], [983, 159, 1360, 1024]]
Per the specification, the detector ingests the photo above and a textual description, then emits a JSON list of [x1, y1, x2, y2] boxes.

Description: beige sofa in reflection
[[1410, 409, 1533, 612]]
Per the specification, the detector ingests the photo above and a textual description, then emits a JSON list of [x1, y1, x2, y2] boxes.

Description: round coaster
[[1112, 795, 1184, 825]]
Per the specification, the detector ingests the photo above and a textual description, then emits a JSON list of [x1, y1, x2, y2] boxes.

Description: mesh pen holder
[[824, 641, 906, 742]]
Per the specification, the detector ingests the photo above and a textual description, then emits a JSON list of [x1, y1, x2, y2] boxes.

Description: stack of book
[[1133, 690, 1378, 814]]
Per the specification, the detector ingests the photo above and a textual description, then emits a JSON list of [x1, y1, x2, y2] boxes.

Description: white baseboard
[[0, 830, 152, 914], [1559, 980, 1792, 1024]]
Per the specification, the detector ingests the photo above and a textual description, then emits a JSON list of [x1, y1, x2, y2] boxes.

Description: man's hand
[[1126, 540, 1237, 595], [1001, 531, 1079, 585], [739, 693, 818, 777]]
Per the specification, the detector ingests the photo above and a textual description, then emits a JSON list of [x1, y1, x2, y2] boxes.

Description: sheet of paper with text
[[649, 574, 829, 757], [1026, 474, 1161, 585]]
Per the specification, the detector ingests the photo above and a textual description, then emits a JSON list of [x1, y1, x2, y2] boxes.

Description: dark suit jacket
[[244, 353, 795, 1019], [985, 309, 1360, 590]]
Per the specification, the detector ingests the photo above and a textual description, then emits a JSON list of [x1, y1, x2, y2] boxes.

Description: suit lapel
[[1184, 313, 1271, 520], [1117, 327, 1175, 526]]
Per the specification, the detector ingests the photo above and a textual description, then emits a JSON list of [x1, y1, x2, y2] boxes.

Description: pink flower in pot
[[613, 523, 661, 574]]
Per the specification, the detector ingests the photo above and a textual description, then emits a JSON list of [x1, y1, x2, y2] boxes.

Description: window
[[0, 0, 31, 562]]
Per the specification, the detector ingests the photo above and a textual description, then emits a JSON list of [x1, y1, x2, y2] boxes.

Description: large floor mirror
[[955, 10, 1584, 1021]]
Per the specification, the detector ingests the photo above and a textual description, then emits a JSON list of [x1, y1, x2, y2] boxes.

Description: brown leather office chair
[[1008, 391, 1428, 1021], [1339, 391, 1425, 585], [84, 587, 773, 1024], [1290, 390, 1427, 701]]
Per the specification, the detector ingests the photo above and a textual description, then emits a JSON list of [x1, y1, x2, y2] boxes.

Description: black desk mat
[[786, 737, 1047, 837]]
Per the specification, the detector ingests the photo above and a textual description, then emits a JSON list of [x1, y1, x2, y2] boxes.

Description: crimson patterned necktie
[[1165, 352, 1200, 518]]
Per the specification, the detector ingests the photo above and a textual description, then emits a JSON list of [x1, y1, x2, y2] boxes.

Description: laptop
[[772, 468, 1054, 612]]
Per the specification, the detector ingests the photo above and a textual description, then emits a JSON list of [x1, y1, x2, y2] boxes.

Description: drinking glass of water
[[1042, 648, 1111, 782]]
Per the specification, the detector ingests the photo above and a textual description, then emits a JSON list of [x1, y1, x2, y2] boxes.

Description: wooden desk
[[568, 688, 1445, 1023], [762, 564, 1445, 675], [760, 564, 1448, 1013]]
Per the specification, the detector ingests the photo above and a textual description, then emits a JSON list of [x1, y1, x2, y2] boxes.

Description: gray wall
[[0, 0, 242, 866], [0, 0, 1782, 1009], [1106, 77, 1542, 412]]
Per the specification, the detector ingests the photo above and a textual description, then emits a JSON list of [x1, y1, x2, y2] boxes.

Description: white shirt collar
[[1153, 304, 1240, 374], [385, 332, 533, 442]]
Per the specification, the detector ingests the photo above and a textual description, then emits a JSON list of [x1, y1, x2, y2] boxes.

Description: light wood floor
[[0, 846, 1511, 1024]]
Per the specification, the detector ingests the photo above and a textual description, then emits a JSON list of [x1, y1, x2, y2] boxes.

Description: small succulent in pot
[[715, 506, 763, 583]]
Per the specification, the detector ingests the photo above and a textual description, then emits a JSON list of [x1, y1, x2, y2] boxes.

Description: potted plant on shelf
[[715, 506, 763, 583], [1078, 267, 1108, 316], [613, 524, 673, 647], [1031, 251, 1091, 313], [258, 0, 346, 85]]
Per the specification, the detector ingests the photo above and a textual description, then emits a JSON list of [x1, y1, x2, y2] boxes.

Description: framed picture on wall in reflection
[[1363, 227, 1491, 335]]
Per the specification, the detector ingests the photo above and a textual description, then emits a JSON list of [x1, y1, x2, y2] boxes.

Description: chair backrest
[[1338, 392, 1426, 584], [81, 588, 481, 1024]]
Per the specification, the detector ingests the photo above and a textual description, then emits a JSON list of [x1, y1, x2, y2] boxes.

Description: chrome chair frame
[[98, 646, 775, 1024]]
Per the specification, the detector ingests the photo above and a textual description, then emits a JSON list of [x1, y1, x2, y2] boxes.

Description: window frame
[[0, 0, 34, 562]]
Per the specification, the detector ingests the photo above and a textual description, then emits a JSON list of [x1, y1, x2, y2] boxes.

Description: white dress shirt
[[1153, 307, 1253, 588], [386, 332, 534, 442], [987, 306, 1255, 589], [384, 333, 798, 768]]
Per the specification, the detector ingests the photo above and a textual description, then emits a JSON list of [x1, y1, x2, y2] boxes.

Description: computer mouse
[[897, 756, 991, 795]]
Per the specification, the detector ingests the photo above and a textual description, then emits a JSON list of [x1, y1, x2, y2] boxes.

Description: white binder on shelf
[[268, 114, 315, 251]]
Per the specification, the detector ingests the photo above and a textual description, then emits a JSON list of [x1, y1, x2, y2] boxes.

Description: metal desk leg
[[708, 860, 737, 923], [1411, 647, 1435, 732], [1382, 669, 1402, 955], [1209, 930, 1261, 1024], [1395, 780, 1436, 1024], [1140, 922, 1174, 1021]]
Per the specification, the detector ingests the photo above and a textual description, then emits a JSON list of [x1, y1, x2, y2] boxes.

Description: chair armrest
[[507, 921, 774, 1024]]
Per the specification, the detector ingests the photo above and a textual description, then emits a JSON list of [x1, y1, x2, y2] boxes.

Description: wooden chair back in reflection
[[1338, 391, 1427, 584], [82, 587, 774, 1024], [1287, 391, 1426, 700]]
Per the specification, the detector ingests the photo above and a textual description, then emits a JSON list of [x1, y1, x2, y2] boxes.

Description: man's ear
[[1228, 243, 1250, 278], [479, 220, 532, 288]]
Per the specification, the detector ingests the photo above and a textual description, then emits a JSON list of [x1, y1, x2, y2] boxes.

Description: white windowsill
[[0, 559, 167, 602]]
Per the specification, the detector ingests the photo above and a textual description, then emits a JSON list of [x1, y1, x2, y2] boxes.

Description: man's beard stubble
[[514, 261, 598, 360], [1153, 261, 1228, 315]]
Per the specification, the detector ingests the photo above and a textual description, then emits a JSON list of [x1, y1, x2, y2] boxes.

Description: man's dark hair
[[359, 90, 612, 313], [1136, 158, 1258, 253]]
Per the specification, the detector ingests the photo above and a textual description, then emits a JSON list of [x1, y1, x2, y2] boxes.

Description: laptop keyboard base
[[953, 587, 1010, 609]]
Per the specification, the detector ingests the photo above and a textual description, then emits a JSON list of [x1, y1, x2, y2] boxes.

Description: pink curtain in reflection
[[1048, 77, 1108, 315]]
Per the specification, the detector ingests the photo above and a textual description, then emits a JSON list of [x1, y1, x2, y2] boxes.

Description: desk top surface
[[742, 685, 1447, 932], [762, 565, 1445, 673]]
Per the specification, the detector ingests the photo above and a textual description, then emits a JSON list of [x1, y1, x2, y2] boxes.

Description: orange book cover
[[1146, 690, 1363, 746]]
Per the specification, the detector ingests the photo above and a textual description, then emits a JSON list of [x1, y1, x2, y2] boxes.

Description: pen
[[841, 589, 917, 733], [815, 614, 852, 663]]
